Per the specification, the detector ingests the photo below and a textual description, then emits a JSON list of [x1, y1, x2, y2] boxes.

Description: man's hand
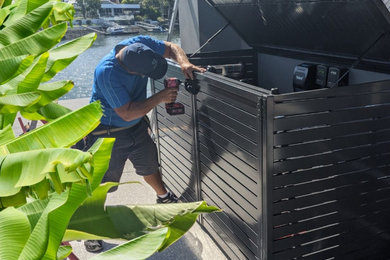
[[157, 87, 179, 103], [164, 42, 206, 80], [181, 62, 206, 80]]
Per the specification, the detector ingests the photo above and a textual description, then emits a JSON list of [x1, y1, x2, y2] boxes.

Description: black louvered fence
[[152, 59, 390, 260]]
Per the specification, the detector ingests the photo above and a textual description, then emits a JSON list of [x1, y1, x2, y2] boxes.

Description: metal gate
[[152, 63, 390, 259]]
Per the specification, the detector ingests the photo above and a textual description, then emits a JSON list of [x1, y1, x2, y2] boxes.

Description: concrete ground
[[14, 98, 227, 260]]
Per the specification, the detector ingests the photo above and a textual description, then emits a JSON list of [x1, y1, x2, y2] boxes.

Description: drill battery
[[164, 77, 185, 115]]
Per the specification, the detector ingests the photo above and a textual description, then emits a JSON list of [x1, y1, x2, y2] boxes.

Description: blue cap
[[118, 43, 168, 80]]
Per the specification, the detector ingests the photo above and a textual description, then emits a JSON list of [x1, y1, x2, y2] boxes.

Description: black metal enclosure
[[152, 0, 390, 259]]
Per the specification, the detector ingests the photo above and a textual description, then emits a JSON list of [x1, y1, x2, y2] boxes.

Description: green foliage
[[0, 0, 220, 259], [122, 0, 174, 20], [76, 0, 101, 19]]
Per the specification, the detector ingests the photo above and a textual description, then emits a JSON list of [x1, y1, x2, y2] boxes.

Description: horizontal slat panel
[[200, 161, 258, 209], [157, 114, 193, 145], [198, 116, 258, 156], [272, 213, 390, 259], [272, 203, 389, 239], [200, 153, 258, 195], [199, 136, 258, 183], [202, 217, 254, 260], [202, 175, 257, 225], [202, 179, 258, 231], [272, 188, 390, 226], [158, 123, 192, 152], [156, 106, 193, 131], [274, 103, 390, 131], [273, 178, 390, 214], [274, 91, 390, 116], [198, 83, 259, 115], [273, 154, 390, 187], [272, 80, 390, 103], [199, 129, 258, 170], [274, 141, 390, 174], [197, 107, 257, 142], [160, 158, 196, 202], [159, 135, 192, 162], [197, 91, 258, 130], [202, 190, 259, 243], [200, 162, 258, 219], [274, 130, 390, 161], [160, 151, 192, 184], [203, 213, 258, 260], [274, 117, 390, 146], [273, 169, 390, 201]]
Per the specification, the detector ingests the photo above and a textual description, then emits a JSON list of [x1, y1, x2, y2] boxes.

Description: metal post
[[167, 0, 179, 42]]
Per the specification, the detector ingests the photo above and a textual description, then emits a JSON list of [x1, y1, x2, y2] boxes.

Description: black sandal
[[84, 240, 104, 253]]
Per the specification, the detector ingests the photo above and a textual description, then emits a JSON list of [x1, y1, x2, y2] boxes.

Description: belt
[[92, 121, 140, 136]]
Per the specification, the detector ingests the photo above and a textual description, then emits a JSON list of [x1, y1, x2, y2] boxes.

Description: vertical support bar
[[167, 0, 179, 42], [191, 91, 203, 222], [150, 80, 162, 167], [256, 97, 264, 260], [260, 95, 274, 260]]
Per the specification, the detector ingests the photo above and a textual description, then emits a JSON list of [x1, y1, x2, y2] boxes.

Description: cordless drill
[[164, 77, 185, 115]]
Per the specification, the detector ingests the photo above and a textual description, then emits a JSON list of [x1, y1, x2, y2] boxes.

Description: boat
[[106, 26, 126, 35], [106, 25, 139, 35], [135, 21, 167, 32]]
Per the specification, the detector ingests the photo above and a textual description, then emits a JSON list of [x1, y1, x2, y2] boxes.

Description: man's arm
[[163, 41, 206, 79], [114, 87, 178, 122]]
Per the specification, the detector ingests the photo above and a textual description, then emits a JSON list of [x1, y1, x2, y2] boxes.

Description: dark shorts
[[85, 119, 159, 183]]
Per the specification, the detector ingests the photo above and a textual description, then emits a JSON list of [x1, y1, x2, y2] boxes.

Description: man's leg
[[143, 170, 167, 195], [83, 127, 132, 252], [129, 120, 179, 203]]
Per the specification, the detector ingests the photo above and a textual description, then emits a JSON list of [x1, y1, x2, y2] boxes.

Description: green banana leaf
[[0, 148, 93, 197], [0, 207, 31, 260], [0, 52, 51, 97], [0, 2, 53, 47], [51, 2, 74, 25], [0, 55, 34, 86], [17, 138, 114, 260], [0, 6, 11, 26], [57, 245, 72, 260], [3, 0, 48, 27], [43, 32, 97, 82], [64, 182, 220, 258], [29, 80, 74, 109], [0, 124, 14, 145], [0, 22, 66, 59], [1, 0, 12, 8], [17, 52, 49, 94], [0, 92, 41, 113], [66, 181, 220, 240], [0, 112, 16, 129], [0, 101, 102, 154], [22, 101, 72, 121], [90, 228, 169, 260]]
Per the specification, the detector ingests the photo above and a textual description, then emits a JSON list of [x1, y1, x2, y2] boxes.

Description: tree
[[122, 0, 174, 21], [0, 0, 220, 259], [76, 0, 101, 19]]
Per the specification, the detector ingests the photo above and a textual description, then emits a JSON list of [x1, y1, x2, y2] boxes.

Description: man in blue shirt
[[84, 35, 205, 252]]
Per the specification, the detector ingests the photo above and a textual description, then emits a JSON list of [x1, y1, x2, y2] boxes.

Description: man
[[84, 35, 205, 252]]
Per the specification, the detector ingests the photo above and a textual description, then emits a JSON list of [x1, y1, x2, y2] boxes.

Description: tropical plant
[[0, 0, 220, 259]]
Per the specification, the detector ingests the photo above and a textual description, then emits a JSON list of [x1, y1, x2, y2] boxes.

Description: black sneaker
[[156, 192, 179, 203], [84, 240, 104, 253]]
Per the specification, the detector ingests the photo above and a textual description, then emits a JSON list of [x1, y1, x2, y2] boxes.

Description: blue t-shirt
[[90, 35, 166, 127]]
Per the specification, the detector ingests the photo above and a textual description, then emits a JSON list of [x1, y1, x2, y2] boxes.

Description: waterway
[[54, 32, 180, 100]]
